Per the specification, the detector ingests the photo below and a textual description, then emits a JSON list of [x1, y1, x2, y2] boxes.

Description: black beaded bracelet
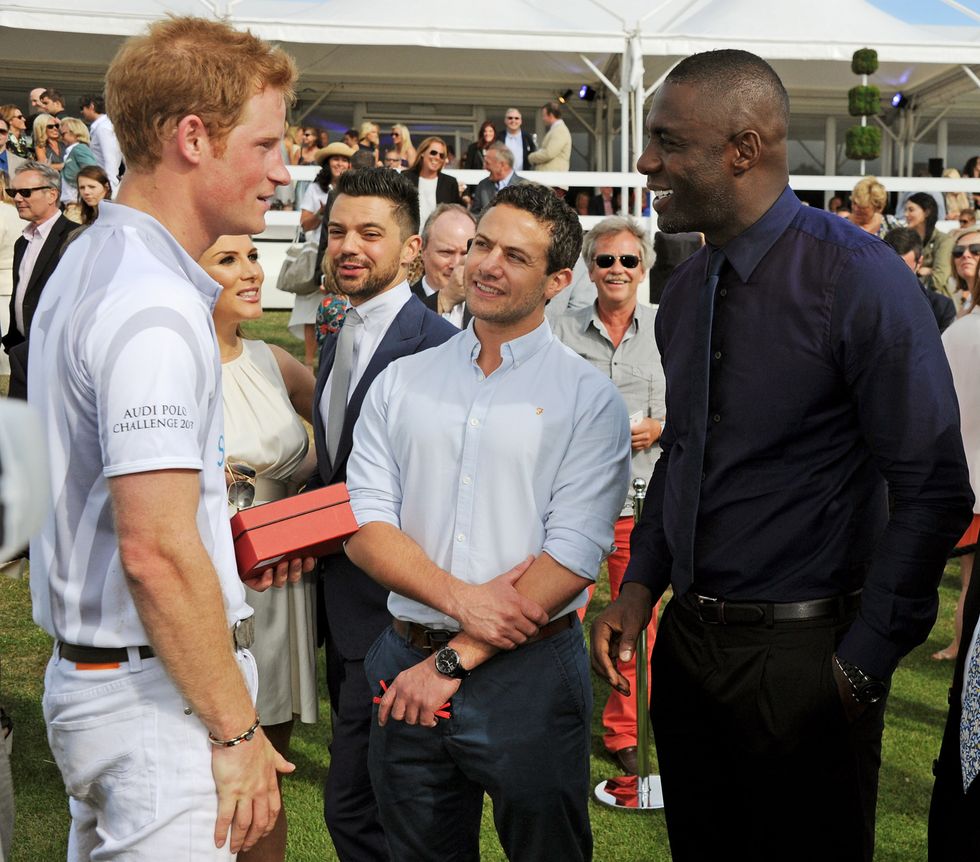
[[208, 714, 261, 747]]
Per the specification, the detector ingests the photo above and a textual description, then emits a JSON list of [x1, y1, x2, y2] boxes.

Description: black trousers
[[323, 633, 390, 862], [651, 594, 887, 862], [929, 561, 980, 861]]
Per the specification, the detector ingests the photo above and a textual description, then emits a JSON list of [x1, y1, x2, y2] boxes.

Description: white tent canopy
[[3, 0, 980, 113]]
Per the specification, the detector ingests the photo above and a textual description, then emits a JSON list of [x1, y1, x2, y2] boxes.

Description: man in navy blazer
[[309, 167, 456, 861], [3, 162, 74, 397]]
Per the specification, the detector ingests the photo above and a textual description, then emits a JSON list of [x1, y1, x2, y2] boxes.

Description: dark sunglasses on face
[[594, 254, 640, 269], [953, 244, 980, 258], [6, 186, 53, 199], [47, 123, 59, 130], [428, 149, 446, 159], [0, 128, 7, 135]]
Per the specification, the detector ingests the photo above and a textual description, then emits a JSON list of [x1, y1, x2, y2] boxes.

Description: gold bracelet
[[208, 714, 261, 747]]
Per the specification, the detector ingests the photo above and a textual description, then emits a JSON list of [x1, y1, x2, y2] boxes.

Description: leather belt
[[392, 613, 574, 652], [692, 590, 862, 626], [58, 617, 255, 664]]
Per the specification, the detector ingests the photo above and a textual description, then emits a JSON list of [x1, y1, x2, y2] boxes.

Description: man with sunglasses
[[501, 107, 535, 172], [552, 215, 665, 776], [2, 162, 73, 398]]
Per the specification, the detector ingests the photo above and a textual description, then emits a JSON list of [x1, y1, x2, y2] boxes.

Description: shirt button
[[700, 471, 707, 481], [456, 533, 465, 542], [712, 414, 721, 423], [469, 418, 479, 427], [713, 351, 722, 360], [462, 476, 472, 485], [719, 288, 727, 297]]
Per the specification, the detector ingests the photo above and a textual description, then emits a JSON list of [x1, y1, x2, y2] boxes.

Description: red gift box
[[230, 483, 359, 581]]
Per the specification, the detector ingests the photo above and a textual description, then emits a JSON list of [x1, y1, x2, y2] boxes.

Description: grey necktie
[[326, 312, 361, 466]]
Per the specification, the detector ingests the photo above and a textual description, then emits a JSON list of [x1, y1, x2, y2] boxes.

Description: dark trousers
[[929, 562, 980, 861], [323, 633, 390, 862], [364, 622, 593, 862], [651, 594, 887, 862]]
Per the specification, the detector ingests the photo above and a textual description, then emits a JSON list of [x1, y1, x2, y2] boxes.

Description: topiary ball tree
[[852, 48, 879, 76], [848, 85, 881, 117], [845, 125, 882, 161]]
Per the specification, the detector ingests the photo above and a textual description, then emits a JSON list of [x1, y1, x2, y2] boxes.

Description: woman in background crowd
[[291, 142, 354, 369], [463, 119, 497, 170], [943, 167, 971, 221], [963, 156, 980, 214], [75, 164, 111, 226], [32, 113, 63, 169], [0, 106, 30, 157], [847, 175, 896, 238], [948, 226, 980, 314], [358, 121, 380, 165], [934, 265, 980, 662], [0, 171, 22, 375], [200, 234, 317, 862], [906, 191, 955, 298], [403, 135, 461, 229], [390, 123, 416, 167], [57, 118, 98, 207]]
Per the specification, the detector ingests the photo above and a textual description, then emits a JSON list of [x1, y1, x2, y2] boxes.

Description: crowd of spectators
[[4, 44, 980, 862], [833, 169, 980, 317]]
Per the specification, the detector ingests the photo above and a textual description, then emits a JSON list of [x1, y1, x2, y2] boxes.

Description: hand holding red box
[[230, 483, 359, 582]]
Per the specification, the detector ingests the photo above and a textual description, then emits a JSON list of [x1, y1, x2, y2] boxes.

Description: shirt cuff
[[543, 527, 604, 582], [836, 618, 904, 680]]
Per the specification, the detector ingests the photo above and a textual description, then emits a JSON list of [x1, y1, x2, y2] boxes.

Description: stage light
[[558, 89, 573, 104], [891, 92, 910, 109], [579, 85, 597, 101]]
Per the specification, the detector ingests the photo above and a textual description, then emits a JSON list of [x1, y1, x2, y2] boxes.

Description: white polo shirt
[[28, 201, 250, 647]]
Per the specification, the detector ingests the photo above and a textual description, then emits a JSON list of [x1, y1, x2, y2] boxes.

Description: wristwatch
[[434, 646, 470, 680], [834, 654, 886, 704]]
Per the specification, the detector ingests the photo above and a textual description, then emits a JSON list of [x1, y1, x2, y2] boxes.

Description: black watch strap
[[834, 654, 886, 704]]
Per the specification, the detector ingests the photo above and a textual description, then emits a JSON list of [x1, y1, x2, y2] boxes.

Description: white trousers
[[43, 647, 258, 861]]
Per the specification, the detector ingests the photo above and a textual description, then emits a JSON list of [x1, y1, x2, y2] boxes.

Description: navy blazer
[[311, 293, 457, 658], [422, 289, 472, 330]]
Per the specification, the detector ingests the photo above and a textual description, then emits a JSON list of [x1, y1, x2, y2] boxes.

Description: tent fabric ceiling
[[2, 0, 980, 116]]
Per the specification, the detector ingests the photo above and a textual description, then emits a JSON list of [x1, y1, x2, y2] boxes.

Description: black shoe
[[614, 746, 638, 775]]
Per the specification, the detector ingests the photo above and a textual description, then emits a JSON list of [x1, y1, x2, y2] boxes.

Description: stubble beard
[[330, 256, 402, 303]]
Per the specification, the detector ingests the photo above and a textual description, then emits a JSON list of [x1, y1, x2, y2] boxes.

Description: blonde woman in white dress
[[199, 235, 317, 862]]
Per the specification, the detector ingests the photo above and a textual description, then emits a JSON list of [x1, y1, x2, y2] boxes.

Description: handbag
[[276, 230, 321, 296]]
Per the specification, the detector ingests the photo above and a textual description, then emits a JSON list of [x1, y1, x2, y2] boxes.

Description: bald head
[[665, 50, 789, 141], [638, 49, 791, 245]]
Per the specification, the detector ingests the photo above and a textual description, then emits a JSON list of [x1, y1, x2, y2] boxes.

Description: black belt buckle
[[695, 595, 768, 626], [422, 628, 454, 651]]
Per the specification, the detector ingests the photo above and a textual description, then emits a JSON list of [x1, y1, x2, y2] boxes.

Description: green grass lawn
[[1, 314, 967, 859], [1, 561, 966, 861]]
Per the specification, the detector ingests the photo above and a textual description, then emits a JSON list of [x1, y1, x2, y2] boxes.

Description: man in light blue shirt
[[345, 182, 631, 862]]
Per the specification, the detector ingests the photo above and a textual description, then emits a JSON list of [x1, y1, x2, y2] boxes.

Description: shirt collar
[[718, 185, 800, 283], [22, 209, 61, 242], [91, 201, 223, 308], [587, 300, 642, 337], [347, 280, 411, 330], [462, 316, 555, 368]]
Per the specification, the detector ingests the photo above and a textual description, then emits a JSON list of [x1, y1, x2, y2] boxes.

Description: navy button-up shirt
[[623, 186, 974, 677]]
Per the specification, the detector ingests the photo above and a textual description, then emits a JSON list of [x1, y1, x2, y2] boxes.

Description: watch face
[[857, 681, 886, 704], [435, 648, 459, 676]]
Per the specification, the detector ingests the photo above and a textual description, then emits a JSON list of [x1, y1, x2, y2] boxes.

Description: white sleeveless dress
[[222, 339, 318, 725]]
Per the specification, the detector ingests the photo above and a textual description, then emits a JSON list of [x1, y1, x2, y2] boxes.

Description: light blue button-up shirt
[[347, 318, 631, 628]]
